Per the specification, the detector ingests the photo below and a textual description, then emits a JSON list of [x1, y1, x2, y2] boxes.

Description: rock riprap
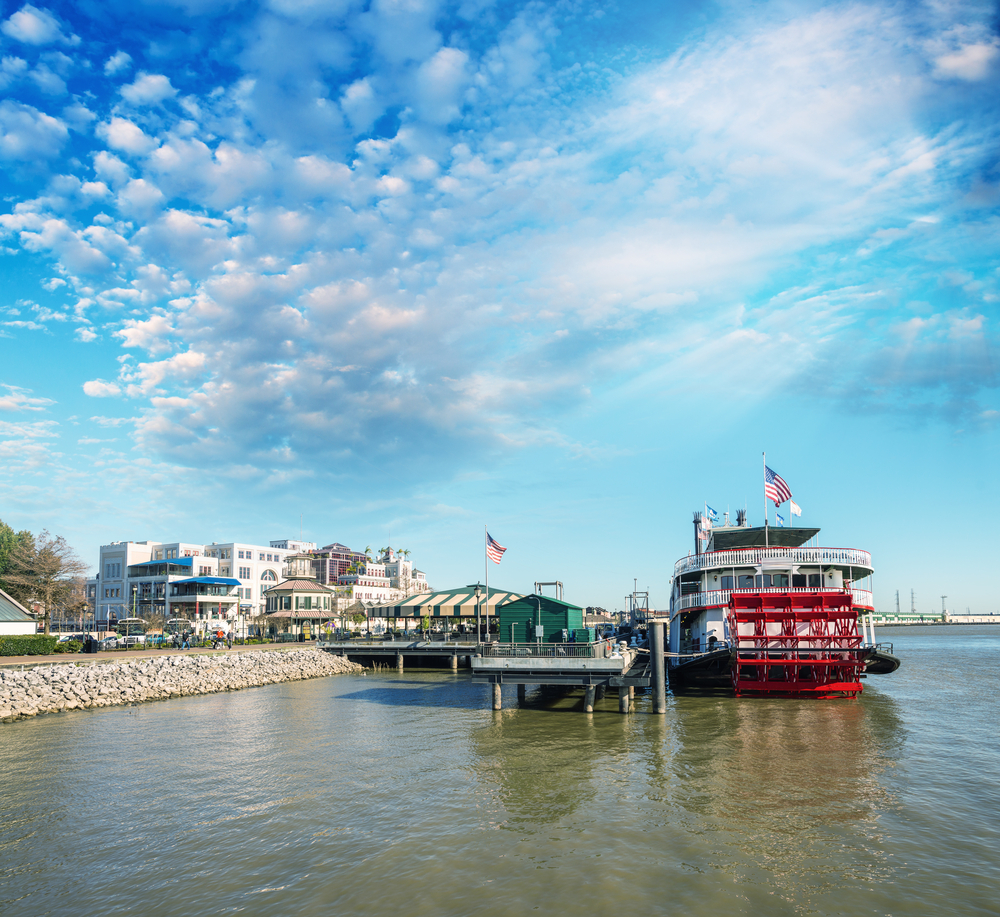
[[0, 650, 362, 723]]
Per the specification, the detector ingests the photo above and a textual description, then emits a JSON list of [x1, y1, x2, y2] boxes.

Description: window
[[259, 552, 265, 560], [808, 573, 821, 588], [754, 574, 772, 588], [721, 575, 733, 590], [792, 574, 807, 588], [238, 550, 245, 559], [772, 573, 789, 588], [239, 566, 251, 579], [737, 574, 754, 589]]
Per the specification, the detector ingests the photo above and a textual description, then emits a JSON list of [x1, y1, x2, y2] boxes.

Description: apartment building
[[95, 538, 298, 627]]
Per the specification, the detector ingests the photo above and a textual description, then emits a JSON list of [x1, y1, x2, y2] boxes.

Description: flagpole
[[484, 524, 489, 644], [763, 451, 769, 548]]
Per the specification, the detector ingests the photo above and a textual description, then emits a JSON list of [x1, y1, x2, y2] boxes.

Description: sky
[[0, 0, 998, 615]]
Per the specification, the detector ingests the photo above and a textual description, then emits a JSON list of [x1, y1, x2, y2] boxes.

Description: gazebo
[[264, 553, 336, 639]]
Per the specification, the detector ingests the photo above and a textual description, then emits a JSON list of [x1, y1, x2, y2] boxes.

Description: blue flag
[[775, 512, 785, 527], [707, 505, 719, 522]]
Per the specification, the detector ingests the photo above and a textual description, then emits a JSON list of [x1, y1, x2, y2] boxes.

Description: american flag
[[764, 465, 792, 506], [486, 532, 506, 564]]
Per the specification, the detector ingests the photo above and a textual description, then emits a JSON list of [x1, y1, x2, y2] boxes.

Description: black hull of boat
[[667, 648, 734, 693]]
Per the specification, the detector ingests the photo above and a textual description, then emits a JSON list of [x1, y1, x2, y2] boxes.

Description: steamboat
[[666, 509, 900, 697]]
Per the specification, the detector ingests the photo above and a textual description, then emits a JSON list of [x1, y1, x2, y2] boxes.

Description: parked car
[[57, 633, 86, 643]]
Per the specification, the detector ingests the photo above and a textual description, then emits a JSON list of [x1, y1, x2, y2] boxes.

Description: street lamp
[[474, 582, 481, 646]]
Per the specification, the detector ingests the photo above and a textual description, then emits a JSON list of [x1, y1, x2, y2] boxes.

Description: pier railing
[[673, 546, 872, 577], [481, 643, 600, 659], [675, 587, 874, 612]]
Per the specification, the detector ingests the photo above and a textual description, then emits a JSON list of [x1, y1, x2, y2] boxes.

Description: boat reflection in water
[[653, 689, 905, 913]]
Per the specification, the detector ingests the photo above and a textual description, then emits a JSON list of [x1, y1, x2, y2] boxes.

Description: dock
[[322, 622, 668, 715], [318, 637, 478, 672]]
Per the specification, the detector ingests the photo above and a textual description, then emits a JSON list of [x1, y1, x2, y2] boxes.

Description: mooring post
[[450, 654, 458, 671], [619, 688, 630, 714], [396, 653, 403, 673], [650, 621, 666, 714], [517, 683, 526, 703], [596, 684, 606, 701], [628, 685, 635, 701], [584, 685, 596, 713], [492, 682, 502, 710]]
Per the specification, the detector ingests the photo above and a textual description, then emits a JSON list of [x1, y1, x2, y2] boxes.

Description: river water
[[1, 626, 997, 916]]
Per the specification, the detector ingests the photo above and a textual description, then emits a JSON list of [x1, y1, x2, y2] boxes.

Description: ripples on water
[[1, 627, 998, 916]]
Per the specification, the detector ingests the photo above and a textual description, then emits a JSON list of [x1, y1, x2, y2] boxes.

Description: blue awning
[[172, 576, 241, 586], [132, 556, 194, 567]]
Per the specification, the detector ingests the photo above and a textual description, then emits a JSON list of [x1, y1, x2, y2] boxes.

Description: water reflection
[[658, 690, 905, 911]]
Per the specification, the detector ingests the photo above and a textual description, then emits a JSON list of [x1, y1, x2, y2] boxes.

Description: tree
[[3, 530, 88, 635], [0, 519, 35, 588]]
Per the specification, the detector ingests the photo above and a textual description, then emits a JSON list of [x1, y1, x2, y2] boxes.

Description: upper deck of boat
[[674, 525, 872, 578]]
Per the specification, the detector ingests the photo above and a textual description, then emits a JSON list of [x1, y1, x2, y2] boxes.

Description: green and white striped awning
[[370, 584, 525, 618]]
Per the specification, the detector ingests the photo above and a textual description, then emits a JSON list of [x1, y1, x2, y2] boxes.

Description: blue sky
[[1, 0, 998, 615]]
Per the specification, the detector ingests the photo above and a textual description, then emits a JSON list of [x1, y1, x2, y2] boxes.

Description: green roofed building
[[497, 594, 585, 644], [370, 584, 524, 629]]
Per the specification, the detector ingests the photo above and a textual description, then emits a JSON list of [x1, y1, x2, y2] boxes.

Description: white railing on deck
[[673, 587, 874, 613], [673, 546, 872, 577]]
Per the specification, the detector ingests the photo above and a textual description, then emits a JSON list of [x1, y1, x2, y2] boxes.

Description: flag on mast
[[776, 511, 785, 526], [486, 532, 506, 564], [790, 500, 801, 517], [764, 465, 792, 506], [706, 505, 719, 522]]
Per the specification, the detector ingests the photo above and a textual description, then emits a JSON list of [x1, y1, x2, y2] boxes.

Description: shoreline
[[0, 648, 363, 724]]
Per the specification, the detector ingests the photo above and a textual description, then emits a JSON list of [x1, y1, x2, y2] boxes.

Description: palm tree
[[364, 545, 373, 561]]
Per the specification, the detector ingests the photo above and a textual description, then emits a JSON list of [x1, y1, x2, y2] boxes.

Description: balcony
[[673, 546, 872, 577]]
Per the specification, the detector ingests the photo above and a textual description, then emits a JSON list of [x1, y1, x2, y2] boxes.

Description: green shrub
[[0, 635, 60, 656], [53, 640, 83, 654]]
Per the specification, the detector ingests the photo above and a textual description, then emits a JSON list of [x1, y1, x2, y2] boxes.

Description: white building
[[0, 586, 37, 635], [95, 538, 297, 632]]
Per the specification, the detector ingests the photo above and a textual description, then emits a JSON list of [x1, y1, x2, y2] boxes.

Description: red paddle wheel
[[727, 590, 864, 697]]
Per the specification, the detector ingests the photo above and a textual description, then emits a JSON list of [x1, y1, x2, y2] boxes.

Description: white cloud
[[0, 99, 68, 159], [104, 51, 132, 76], [934, 41, 999, 81], [115, 314, 174, 353], [116, 178, 166, 218], [340, 77, 382, 134], [128, 349, 207, 395], [75, 326, 97, 342], [93, 150, 131, 187], [96, 117, 158, 155], [121, 72, 178, 106], [414, 47, 469, 124], [3, 215, 114, 274], [0, 384, 54, 412], [1, 5, 78, 46], [83, 380, 122, 397]]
